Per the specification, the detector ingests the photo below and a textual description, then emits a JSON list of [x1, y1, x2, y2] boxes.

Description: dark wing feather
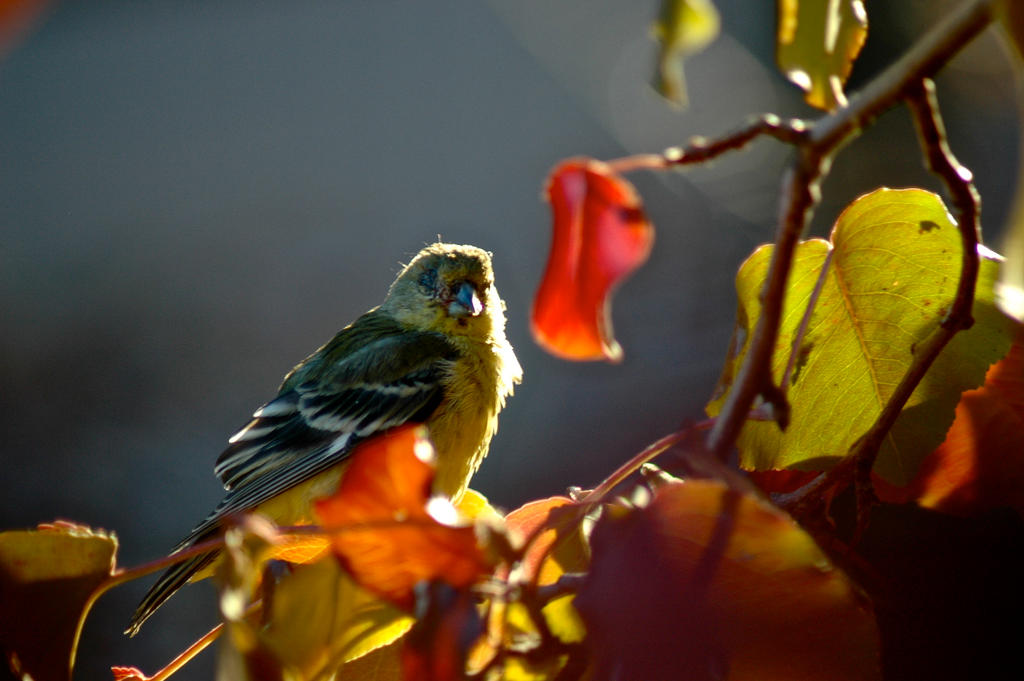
[[126, 324, 458, 636]]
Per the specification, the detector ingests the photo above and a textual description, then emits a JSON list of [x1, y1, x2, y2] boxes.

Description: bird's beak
[[448, 281, 483, 318]]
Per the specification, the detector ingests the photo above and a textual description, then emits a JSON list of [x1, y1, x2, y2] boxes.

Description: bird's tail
[[124, 548, 218, 637]]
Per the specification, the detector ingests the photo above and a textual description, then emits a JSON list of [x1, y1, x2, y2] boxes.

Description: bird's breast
[[426, 347, 502, 499]]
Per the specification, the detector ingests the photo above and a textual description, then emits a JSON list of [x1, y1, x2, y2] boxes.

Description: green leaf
[[776, 0, 868, 110], [650, 0, 720, 107], [707, 188, 1016, 485], [259, 558, 413, 675]]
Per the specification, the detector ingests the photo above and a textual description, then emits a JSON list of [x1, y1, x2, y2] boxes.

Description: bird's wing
[[127, 329, 458, 637], [178, 329, 458, 547]]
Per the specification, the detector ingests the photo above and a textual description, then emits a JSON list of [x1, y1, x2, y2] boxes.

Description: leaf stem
[[148, 623, 223, 681], [580, 428, 693, 503], [659, 114, 809, 166], [514, 423, 711, 588], [104, 536, 226, 593], [606, 115, 812, 176]]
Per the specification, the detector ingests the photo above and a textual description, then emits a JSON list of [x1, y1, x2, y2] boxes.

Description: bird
[[126, 242, 522, 636]]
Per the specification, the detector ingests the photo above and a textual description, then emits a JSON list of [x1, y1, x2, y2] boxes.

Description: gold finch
[[127, 243, 521, 635]]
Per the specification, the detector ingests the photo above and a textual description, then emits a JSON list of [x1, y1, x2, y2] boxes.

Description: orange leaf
[[876, 325, 1024, 515], [314, 425, 495, 611], [575, 480, 880, 681], [503, 497, 588, 648], [503, 496, 576, 582], [532, 158, 654, 362]]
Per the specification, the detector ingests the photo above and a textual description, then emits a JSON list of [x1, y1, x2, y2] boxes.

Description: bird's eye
[[418, 269, 437, 294]]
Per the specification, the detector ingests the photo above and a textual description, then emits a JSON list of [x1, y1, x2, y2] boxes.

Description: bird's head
[[383, 243, 506, 337]]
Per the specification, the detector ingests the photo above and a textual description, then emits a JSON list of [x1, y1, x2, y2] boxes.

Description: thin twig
[[811, 0, 998, 150], [660, 114, 809, 166], [102, 536, 226, 593], [708, 147, 826, 456], [579, 429, 692, 503], [511, 422, 714, 592], [507, 428, 690, 587], [535, 573, 586, 603], [70, 535, 227, 661], [906, 78, 981, 331], [605, 115, 809, 174], [148, 622, 223, 681]]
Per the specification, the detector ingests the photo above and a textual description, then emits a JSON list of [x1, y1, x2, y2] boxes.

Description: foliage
[[650, 0, 720, 107], [775, 0, 867, 110], [3, 1, 1024, 681], [0, 523, 117, 681], [875, 325, 1024, 514], [707, 188, 1014, 485], [531, 158, 654, 362]]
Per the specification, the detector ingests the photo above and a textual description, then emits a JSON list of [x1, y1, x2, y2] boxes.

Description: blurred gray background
[[1, 1, 1019, 679]]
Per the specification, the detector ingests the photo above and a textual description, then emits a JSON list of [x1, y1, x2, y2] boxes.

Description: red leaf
[[746, 469, 820, 494], [313, 425, 495, 612], [532, 157, 654, 362], [876, 324, 1024, 515], [110, 666, 149, 681]]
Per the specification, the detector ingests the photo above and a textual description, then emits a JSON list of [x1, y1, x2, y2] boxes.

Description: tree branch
[[706, 0, 997, 459], [783, 77, 983, 531]]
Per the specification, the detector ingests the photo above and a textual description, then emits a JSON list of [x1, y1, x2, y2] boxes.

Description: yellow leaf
[[213, 520, 411, 681], [708, 188, 1015, 485], [777, 0, 867, 110], [0, 522, 118, 681], [335, 638, 403, 681], [261, 558, 413, 676], [650, 0, 721, 107]]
